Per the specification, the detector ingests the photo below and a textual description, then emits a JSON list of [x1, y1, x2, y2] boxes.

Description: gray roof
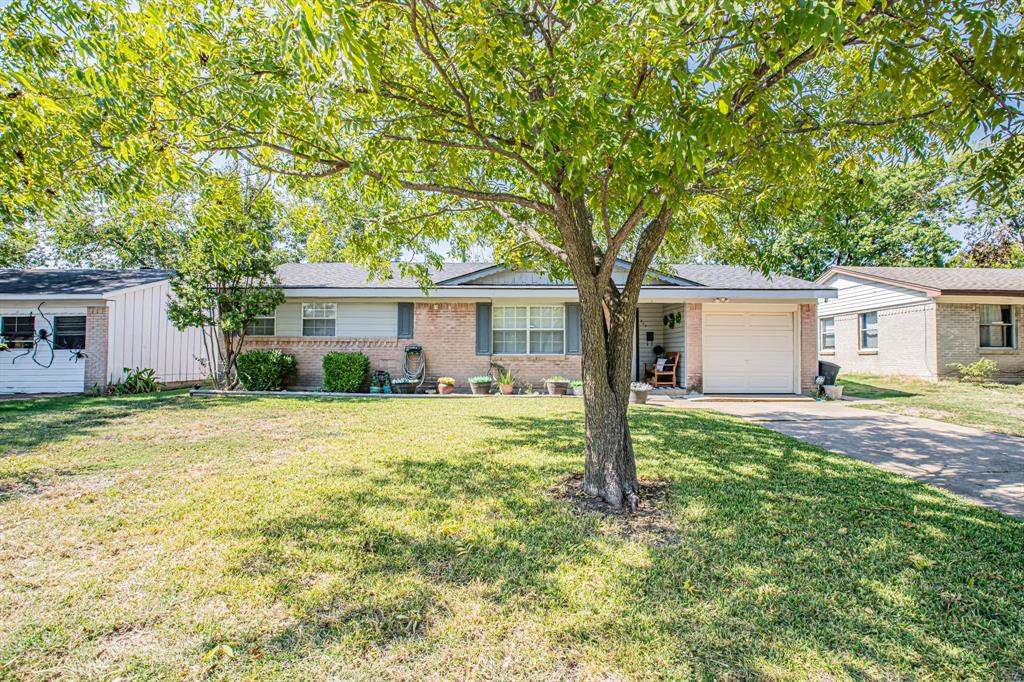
[[823, 266, 1024, 294], [0, 268, 173, 296], [668, 264, 823, 290], [275, 261, 824, 290], [275, 262, 493, 288]]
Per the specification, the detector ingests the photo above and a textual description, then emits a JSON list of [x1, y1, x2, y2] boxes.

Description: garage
[[702, 308, 798, 393]]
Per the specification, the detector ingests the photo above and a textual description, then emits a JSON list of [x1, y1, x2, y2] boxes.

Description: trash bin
[[818, 360, 840, 385]]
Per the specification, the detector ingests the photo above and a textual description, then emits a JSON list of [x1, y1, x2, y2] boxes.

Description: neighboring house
[[815, 266, 1024, 382], [243, 261, 836, 394], [0, 269, 206, 394]]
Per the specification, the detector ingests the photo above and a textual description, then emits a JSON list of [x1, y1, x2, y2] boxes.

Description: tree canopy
[[2, 0, 1021, 507], [708, 158, 963, 279]]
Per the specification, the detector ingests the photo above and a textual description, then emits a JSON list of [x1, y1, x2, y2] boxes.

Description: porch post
[[685, 302, 702, 392]]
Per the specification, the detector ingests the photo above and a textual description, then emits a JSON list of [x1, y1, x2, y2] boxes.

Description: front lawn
[[1, 393, 1022, 680], [840, 373, 1024, 437]]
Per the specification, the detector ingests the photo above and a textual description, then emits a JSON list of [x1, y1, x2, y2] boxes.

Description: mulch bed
[[550, 473, 679, 547]]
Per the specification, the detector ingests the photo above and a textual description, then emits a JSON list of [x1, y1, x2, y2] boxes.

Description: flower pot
[[393, 382, 416, 394], [545, 381, 569, 396], [499, 383, 514, 395], [823, 385, 843, 401], [469, 381, 492, 395], [630, 390, 649, 404], [437, 383, 455, 395]]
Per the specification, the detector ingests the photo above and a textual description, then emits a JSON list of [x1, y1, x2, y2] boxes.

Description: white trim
[[277, 287, 835, 301]]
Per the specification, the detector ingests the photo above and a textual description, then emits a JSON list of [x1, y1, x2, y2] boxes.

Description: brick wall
[[799, 303, 818, 391], [684, 303, 703, 392], [84, 305, 109, 390], [936, 303, 1024, 382], [821, 303, 938, 379], [246, 301, 581, 390]]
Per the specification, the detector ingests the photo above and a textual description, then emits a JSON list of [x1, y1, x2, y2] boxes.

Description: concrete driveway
[[649, 396, 1024, 519]]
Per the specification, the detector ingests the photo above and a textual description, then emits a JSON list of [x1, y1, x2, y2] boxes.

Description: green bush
[[323, 351, 370, 392], [947, 357, 999, 383], [236, 350, 296, 391]]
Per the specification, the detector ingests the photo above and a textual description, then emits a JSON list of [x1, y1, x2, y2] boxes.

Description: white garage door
[[0, 352, 86, 394], [703, 311, 796, 393]]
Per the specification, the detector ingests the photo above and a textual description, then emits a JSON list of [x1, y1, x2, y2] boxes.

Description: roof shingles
[[0, 269, 172, 296], [825, 266, 1024, 294]]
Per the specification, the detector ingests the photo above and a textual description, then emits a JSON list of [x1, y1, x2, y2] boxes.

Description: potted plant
[[569, 380, 583, 396], [545, 375, 570, 396], [392, 377, 417, 394], [468, 375, 493, 395], [437, 377, 456, 395], [629, 381, 653, 404], [496, 367, 515, 395]]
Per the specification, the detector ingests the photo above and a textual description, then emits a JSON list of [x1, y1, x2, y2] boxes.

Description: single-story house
[[244, 261, 836, 394], [0, 269, 206, 394], [815, 266, 1024, 382]]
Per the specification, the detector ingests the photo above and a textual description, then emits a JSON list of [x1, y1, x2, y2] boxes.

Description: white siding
[[818, 274, 929, 316], [270, 300, 399, 338], [106, 281, 206, 383], [337, 302, 397, 337], [472, 270, 569, 285], [0, 303, 87, 393], [275, 303, 303, 337]]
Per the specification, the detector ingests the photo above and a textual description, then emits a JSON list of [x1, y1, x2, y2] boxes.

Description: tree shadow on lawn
[[839, 377, 918, 399], [224, 406, 1024, 678], [0, 391, 227, 501]]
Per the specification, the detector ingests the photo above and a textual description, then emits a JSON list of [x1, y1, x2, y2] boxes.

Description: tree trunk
[[577, 289, 640, 512]]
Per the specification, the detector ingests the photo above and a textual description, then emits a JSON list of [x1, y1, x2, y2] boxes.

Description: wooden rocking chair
[[645, 351, 680, 388]]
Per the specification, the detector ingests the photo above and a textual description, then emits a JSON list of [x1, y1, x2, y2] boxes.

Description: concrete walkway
[[649, 396, 1024, 519]]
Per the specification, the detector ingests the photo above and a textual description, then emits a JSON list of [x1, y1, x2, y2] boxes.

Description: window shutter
[[565, 303, 581, 355], [397, 302, 414, 339], [476, 302, 492, 355]]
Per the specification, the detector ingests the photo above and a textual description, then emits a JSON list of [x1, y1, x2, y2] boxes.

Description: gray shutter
[[397, 302, 414, 339], [475, 302, 492, 355], [565, 303, 581, 355]]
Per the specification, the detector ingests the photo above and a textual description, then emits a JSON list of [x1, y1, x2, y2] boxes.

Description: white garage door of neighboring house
[[703, 310, 797, 393]]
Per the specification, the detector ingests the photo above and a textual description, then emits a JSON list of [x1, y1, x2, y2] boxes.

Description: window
[[492, 305, 564, 355], [859, 311, 878, 350], [1, 316, 35, 349], [980, 304, 1015, 349], [53, 316, 87, 350], [819, 317, 835, 351], [245, 317, 276, 336], [302, 303, 336, 337]]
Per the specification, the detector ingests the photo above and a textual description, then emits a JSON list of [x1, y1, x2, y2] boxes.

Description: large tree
[[2, 0, 1021, 508]]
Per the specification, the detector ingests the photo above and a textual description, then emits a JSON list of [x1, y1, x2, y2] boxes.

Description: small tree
[[167, 177, 284, 389]]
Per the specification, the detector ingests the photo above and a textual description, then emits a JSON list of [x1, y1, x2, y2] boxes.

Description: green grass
[[1, 392, 1022, 680], [839, 373, 1024, 437]]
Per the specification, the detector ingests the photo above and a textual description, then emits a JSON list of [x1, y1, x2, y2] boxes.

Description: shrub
[[323, 352, 370, 392], [468, 375, 493, 384], [495, 368, 515, 385], [947, 358, 999, 383], [110, 367, 159, 394], [545, 375, 569, 383], [437, 376, 455, 385], [630, 382, 653, 392], [236, 350, 296, 391]]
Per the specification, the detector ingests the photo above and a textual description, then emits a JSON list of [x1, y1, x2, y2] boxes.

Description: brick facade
[[821, 303, 938, 379], [936, 303, 1024, 382], [84, 305, 109, 390], [799, 303, 818, 392], [684, 303, 703, 392], [247, 301, 581, 390]]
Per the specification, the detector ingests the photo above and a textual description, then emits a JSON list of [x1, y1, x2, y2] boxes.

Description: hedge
[[236, 349, 296, 391], [323, 351, 370, 392]]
